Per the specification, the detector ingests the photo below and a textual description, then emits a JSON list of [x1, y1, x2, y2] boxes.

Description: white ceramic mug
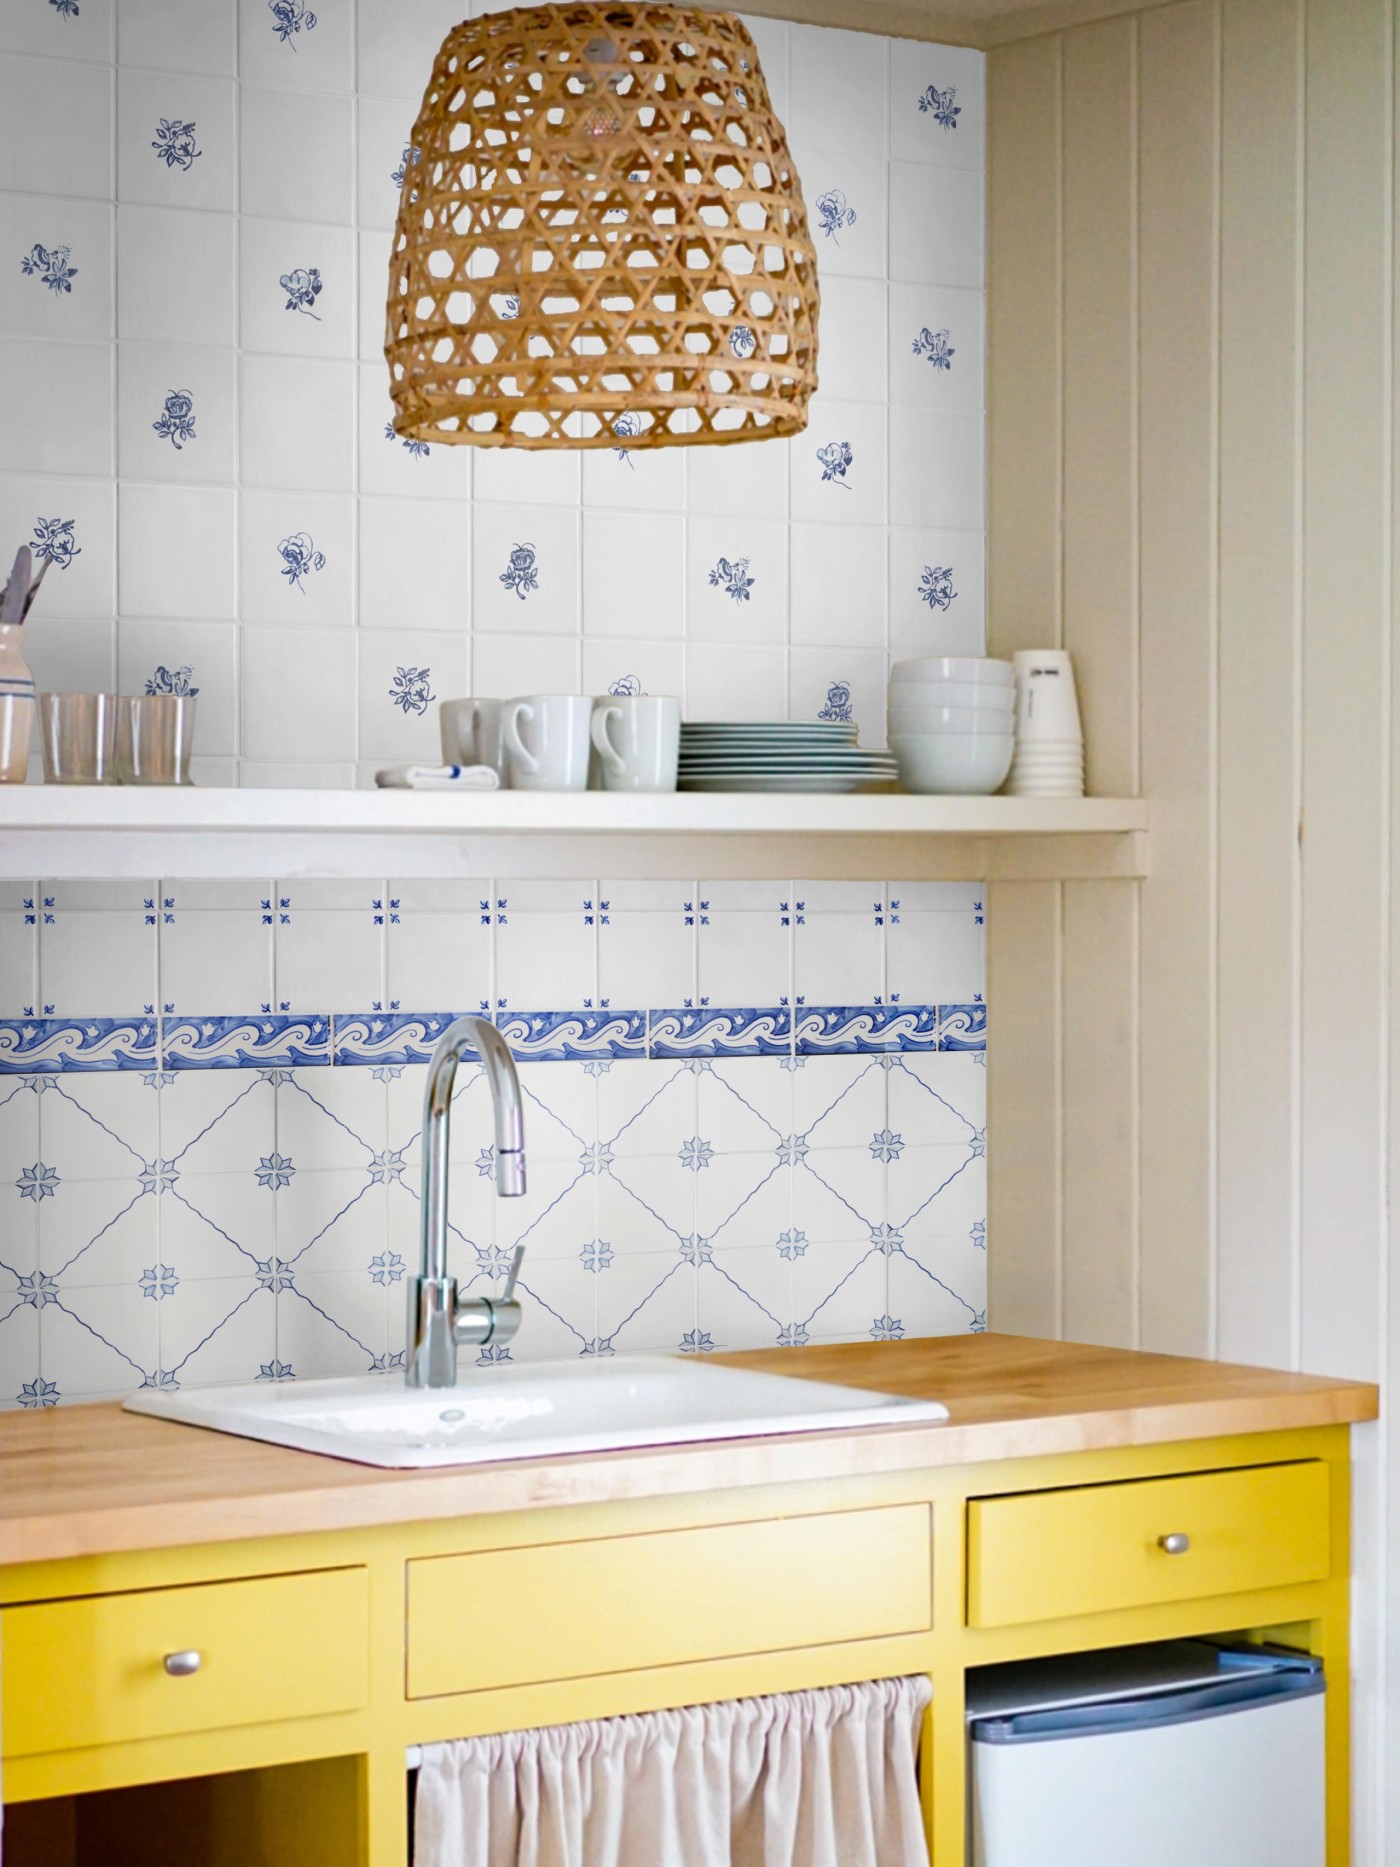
[[504, 695, 593, 791], [590, 696, 681, 792], [440, 697, 509, 782]]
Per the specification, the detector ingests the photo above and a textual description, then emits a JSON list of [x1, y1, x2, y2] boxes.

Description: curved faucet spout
[[408, 1015, 528, 1388]]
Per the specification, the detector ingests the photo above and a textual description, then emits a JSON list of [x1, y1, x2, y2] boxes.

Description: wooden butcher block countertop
[[0, 1335, 1378, 1566]]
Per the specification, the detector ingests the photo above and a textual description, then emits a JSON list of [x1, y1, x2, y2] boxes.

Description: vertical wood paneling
[[986, 882, 1063, 1334], [1136, 0, 1219, 1357], [1298, 0, 1390, 1385], [1215, 0, 1304, 1371], [987, 36, 1063, 648], [1061, 16, 1139, 800]]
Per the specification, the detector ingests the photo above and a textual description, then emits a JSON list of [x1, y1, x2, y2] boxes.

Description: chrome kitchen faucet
[[405, 1016, 527, 1388]]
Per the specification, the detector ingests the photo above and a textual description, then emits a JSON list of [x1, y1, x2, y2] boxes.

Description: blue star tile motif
[[254, 1153, 295, 1191]]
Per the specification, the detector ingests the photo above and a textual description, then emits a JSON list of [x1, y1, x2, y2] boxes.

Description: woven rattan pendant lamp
[[385, 3, 819, 450]]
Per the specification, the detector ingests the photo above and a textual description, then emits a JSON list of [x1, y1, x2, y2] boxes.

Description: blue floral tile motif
[[919, 565, 956, 611], [918, 82, 960, 129], [162, 1014, 330, 1070], [31, 516, 80, 570], [49, 0, 79, 18], [15, 1162, 60, 1201], [331, 1011, 454, 1068], [648, 1007, 792, 1060], [495, 1009, 646, 1063], [499, 542, 539, 599], [389, 665, 435, 715], [794, 1004, 940, 1056], [708, 556, 754, 603], [278, 530, 325, 592], [912, 326, 955, 371], [814, 188, 857, 242], [280, 266, 322, 318], [729, 326, 756, 359], [500, 294, 520, 318], [152, 389, 197, 449], [939, 1002, 987, 1051], [0, 1017, 157, 1073], [269, 0, 317, 48], [17, 1378, 60, 1408], [145, 663, 198, 696], [816, 440, 853, 488], [20, 243, 77, 294], [384, 420, 429, 460], [608, 674, 642, 696], [391, 145, 421, 189], [151, 119, 201, 171], [612, 411, 641, 466], [818, 680, 852, 723]]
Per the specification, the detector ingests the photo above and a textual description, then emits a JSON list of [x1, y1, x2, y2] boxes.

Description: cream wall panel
[[987, 37, 1062, 647], [986, 881, 1063, 1333], [1215, 0, 1303, 1372], [1135, 0, 1217, 1358], [1061, 17, 1139, 800], [1297, 0, 1389, 1387]]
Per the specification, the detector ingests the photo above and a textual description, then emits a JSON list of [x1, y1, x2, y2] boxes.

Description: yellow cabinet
[[407, 1504, 933, 1699], [967, 1460, 1330, 1628], [2, 1566, 369, 1757]]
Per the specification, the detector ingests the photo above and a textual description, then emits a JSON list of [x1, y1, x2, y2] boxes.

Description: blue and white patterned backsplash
[[0, 878, 986, 1406]]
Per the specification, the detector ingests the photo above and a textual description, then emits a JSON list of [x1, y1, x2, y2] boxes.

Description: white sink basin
[[122, 1355, 949, 1469]]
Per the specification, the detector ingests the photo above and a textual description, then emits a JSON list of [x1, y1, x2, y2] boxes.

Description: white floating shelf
[[0, 788, 1148, 881]]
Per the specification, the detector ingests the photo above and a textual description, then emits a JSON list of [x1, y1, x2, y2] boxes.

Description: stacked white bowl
[[1006, 649, 1084, 797], [886, 657, 1016, 794]]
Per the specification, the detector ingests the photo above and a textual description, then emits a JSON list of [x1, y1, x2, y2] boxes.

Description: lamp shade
[[385, 2, 819, 450]]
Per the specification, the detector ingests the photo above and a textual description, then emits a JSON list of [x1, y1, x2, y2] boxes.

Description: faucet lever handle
[[502, 1244, 525, 1302]]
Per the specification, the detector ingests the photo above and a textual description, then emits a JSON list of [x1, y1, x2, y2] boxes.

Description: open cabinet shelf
[[0, 788, 1148, 880]]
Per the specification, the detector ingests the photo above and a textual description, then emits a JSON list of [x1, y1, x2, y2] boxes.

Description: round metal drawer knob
[[163, 1649, 202, 1676], [1157, 1532, 1191, 1556]]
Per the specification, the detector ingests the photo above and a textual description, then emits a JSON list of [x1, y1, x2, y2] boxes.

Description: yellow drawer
[[967, 1461, 1330, 1628], [407, 1504, 931, 1699], [2, 1567, 368, 1757]]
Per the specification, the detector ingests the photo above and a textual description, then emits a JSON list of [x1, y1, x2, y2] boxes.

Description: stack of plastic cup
[[1006, 650, 1084, 797]]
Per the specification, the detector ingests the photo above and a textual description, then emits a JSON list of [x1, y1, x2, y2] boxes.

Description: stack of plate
[[679, 722, 897, 793]]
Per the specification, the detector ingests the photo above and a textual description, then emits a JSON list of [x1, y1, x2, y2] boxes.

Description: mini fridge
[[966, 1640, 1326, 1867]]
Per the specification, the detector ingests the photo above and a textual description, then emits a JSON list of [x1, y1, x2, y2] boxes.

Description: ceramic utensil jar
[[0, 623, 36, 782], [590, 696, 681, 792]]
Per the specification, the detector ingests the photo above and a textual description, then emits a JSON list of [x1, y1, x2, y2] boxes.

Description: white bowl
[[888, 681, 1015, 712], [890, 657, 1014, 687], [889, 731, 1015, 796], [886, 703, 1022, 734]]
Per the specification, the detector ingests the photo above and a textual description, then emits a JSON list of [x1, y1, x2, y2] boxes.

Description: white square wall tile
[[240, 355, 354, 492], [357, 629, 468, 762], [118, 0, 236, 75], [116, 620, 236, 756], [117, 342, 237, 485], [40, 908, 158, 1016], [581, 436, 685, 514], [238, 0, 352, 92], [359, 497, 470, 632], [240, 87, 353, 225], [117, 205, 234, 345], [889, 284, 984, 414], [687, 518, 787, 645], [889, 40, 985, 170], [360, 371, 473, 496], [471, 507, 579, 638], [356, 0, 464, 100], [685, 644, 787, 722], [1, 0, 112, 60], [472, 443, 582, 509], [889, 407, 985, 532], [23, 617, 116, 702], [787, 24, 887, 159], [888, 164, 984, 289], [813, 276, 887, 403], [0, 339, 113, 478], [0, 475, 115, 621], [0, 55, 112, 198], [791, 400, 887, 529], [240, 218, 355, 358], [685, 433, 786, 522], [889, 528, 985, 658], [795, 148, 886, 284], [117, 71, 235, 212], [241, 628, 357, 763], [357, 96, 423, 232], [581, 513, 683, 641], [789, 523, 885, 649], [159, 905, 273, 1013], [119, 484, 236, 620], [239, 491, 353, 626], [0, 196, 113, 342], [470, 632, 582, 701]]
